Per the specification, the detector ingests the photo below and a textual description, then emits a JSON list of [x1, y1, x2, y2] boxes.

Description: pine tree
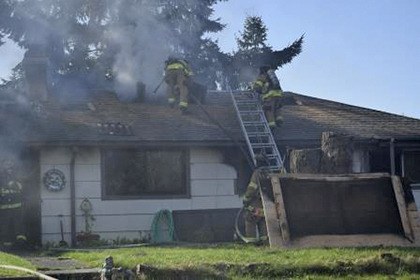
[[236, 16, 270, 53], [0, 0, 13, 46], [229, 16, 304, 89], [0, 0, 227, 91]]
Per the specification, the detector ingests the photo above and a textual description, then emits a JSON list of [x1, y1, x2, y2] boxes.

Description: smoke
[[107, 1, 199, 100], [6, 0, 217, 100], [107, 1, 173, 99]]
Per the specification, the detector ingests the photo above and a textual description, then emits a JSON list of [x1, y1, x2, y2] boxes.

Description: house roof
[[1, 90, 420, 146]]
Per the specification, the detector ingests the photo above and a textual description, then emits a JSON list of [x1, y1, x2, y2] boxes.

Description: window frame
[[101, 147, 190, 200]]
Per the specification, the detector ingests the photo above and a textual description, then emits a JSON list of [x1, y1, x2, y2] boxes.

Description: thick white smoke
[[108, 1, 181, 100], [5, 0, 222, 101]]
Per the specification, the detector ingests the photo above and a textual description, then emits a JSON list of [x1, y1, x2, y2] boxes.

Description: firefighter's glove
[[253, 207, 265, 218]]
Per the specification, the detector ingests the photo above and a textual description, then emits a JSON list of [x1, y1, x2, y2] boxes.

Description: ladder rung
[[247, 132, 272, 136], [250, 141, 272, 146], [237, 105, 260, 110], [243, 121, 268, 125], [262, 153, 278, 156], [233, 95, 257, 100], [249, 135, 272, 140], [244, 127, 270, 131], [239, 110, 264, 114], [233, 92, 256, 96], [242, 118, 265, 123], [245, 128, 270, 133], [235, 101, 260, 105], [252, 143, 276, 148], [249, 137, 271, 142]]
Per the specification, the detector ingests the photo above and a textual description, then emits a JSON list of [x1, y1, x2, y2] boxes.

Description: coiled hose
[[150, 209, 175, 243], [235, 207, 264, 244]]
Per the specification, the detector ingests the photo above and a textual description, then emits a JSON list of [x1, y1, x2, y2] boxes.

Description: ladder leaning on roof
[[228, 89, 285, 172]]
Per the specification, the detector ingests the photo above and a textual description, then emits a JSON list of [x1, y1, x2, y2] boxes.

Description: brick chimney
[[22, 44, 49, 101]]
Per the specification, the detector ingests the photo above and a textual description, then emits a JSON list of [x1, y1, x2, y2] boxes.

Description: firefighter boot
[[179, 101, 188, 114]]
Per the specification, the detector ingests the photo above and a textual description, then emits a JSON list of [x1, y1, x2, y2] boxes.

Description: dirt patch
[[25, 256, 90, 271]]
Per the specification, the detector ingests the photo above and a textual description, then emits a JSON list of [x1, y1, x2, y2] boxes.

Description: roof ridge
[[286, 91, 420, 122]]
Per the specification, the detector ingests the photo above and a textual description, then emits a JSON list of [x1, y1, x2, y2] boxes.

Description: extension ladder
[[229, 90, 284, 172]]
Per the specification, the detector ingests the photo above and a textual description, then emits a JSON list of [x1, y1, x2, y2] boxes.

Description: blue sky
[[1, 0, 419, 118], [213, 0, 420, 118]]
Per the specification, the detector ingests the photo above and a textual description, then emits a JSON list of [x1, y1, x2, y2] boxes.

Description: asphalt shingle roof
[[1, 90, 420, 145]]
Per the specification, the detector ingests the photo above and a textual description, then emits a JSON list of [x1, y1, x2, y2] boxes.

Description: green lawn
[[0, 251, 36, 277], [2, 245, 420, 279], [61, 244, 420, 279]]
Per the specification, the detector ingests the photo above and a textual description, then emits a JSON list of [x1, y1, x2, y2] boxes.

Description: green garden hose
[[150, 209, 175, 243]]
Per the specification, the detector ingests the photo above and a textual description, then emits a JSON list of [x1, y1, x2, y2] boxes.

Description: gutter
[[376, 136, 420, 145], [70, 147, 78, 247]]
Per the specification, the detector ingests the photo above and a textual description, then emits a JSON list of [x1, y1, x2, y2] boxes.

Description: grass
[[0, 251, 36, 277], [60, 244, 420, 279], [2, 245, 420, 278]]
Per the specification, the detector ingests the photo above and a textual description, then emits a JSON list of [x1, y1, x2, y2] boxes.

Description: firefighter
[[242, 154, 269, 239], [164, 56, 193, 112], [0, 160, 25, 246], [252, 65, 284, 129]]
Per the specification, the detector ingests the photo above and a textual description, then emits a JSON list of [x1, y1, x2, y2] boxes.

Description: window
[[102, 148, 188, 198]]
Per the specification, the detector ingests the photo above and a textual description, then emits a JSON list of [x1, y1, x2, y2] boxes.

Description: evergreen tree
[[237, 16, 270, 53], [229, 16, 304, 89], [0, 0, 13, 46], [0, 0, 227, 93]]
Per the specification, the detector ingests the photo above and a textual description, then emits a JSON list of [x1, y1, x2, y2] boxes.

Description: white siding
[[40, 147, 241, 244]]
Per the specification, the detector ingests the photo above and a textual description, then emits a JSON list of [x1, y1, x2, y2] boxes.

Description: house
[[1, 54, 420, 247]]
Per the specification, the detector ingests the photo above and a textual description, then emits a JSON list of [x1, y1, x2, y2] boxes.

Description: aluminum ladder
[[229, 89, 284, 172]]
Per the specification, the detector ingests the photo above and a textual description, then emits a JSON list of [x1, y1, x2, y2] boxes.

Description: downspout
[[390, 138, 396, 175], [70, 147, 78, 247]]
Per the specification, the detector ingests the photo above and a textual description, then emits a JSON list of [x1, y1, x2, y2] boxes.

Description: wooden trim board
[[391, 175, 414, 242]]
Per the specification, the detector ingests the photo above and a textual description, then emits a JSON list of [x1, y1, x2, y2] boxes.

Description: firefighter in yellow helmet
[[0, 159, 25, 246], [164, 56, 193, 112], [252, 66, 284, 129]]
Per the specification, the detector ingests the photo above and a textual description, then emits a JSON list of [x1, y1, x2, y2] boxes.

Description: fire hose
[[234, 207, 261, 243], [0, 265, 58, 280]]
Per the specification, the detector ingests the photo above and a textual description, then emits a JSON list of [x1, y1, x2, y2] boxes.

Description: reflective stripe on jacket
[[262, 89, 283, 100], [253, 74, 283, 100], [252, 78, 267, 94], [0, 181, 22, 210]]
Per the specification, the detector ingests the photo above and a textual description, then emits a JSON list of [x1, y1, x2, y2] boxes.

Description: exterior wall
[[40, 147, 241, 244]]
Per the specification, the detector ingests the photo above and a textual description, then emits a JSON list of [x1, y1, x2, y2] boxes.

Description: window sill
[[101, 194, 191, 200]]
